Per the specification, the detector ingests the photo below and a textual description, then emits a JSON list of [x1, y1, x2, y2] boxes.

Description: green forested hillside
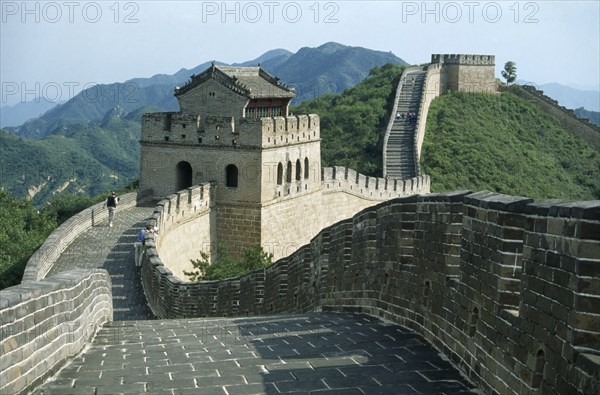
[[421, 91, 600, 200], [294, 66, 599, 200], [1, 114, 141, 205], [292, 63, 405, 175], [0, 189, 126, 289]]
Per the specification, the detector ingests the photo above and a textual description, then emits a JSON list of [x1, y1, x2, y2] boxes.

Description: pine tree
[[502, 61, 517, 84]]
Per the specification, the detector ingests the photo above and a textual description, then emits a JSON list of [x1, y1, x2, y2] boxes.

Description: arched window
[[277, 163, 283, 185], [304, 157, 309, 179], [226, 164, 238, 188], [176, 161, 193, 191], [286, 161, 292, 183], [295, 159, 301, 181]]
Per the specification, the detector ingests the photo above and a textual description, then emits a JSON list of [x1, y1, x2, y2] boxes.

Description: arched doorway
[[176, 161, 193, 191]]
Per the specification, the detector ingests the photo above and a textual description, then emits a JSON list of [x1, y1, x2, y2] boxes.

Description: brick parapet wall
[[22, 193, 138, 283], [415, 63, 443, 174], [147, 184, 213, 235], [141, 112, 320, 149], [0, 269, 112, 394], [431, 54, 496, 66], [321, 166, 430, 199], [140, 190, 599, 394], [141, 183, 216, 318]]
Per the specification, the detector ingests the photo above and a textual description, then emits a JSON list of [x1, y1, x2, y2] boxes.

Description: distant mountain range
[[1, 99, 61, 129], [4, 54, 599, 132], [516, 80, 600, 112], [537, 83, 599, 112], [3, 42, 408, 138], [519, 81, 600, 127], [0, 43, 409, 203]]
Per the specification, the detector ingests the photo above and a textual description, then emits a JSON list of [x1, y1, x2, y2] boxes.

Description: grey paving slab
[[47, 206, 155, 321], [33, 313, 480, 395]]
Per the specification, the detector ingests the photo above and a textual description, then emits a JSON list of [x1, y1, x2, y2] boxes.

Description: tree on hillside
[[185, 242, 273, 281], [502, 61, 517, 84], [0, 191, 57, 289]]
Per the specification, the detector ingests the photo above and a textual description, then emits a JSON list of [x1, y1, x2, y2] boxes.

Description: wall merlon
[[431, 54, 495, 66], [259, 114, 320, 147], [466, 192, 534, 212], [322, 167, 430, 199]]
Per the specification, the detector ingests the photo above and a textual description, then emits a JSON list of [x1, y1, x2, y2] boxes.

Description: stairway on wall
[[384, 70, 426, 180]]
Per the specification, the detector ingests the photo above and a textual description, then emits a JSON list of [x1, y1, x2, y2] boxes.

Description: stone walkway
[[33, 313, 479, 395], [37, 207, 480, 394], [48, 206, 155, 321]]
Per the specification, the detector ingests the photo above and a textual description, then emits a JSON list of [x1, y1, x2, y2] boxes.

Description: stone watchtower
[[430, 54, 496, 93], [139, 64, 322, 257]]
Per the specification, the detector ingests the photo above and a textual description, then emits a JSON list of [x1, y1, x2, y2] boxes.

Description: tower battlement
[[260, 114, 320, 146], [141, 113, 319, 148], [431, 54, 495, 66]]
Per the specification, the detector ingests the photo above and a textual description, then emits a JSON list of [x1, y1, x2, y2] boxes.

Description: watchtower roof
[[175, 64, 296, 99]]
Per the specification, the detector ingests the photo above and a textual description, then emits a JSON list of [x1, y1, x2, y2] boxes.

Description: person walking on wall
[[104, 191, 119, 227], [134, 225, 154, 267]]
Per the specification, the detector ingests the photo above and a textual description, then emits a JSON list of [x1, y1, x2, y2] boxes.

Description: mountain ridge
[[5, 42, 407, 139]]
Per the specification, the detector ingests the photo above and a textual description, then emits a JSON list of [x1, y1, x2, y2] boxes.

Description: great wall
[[1, 55, 598, 395]]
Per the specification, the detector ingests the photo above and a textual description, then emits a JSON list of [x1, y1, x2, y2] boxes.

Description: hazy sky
[[1, 1, 599, 106]]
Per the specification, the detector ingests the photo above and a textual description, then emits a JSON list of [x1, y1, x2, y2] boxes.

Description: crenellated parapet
[[321, 166, 430, 199], [259, 114, 320, 146], [431, 53, 495, 66], [141, 112, 320, 149], [147, 183, 214, 234]]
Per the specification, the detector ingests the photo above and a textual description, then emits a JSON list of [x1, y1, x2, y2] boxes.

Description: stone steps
[[384, 69, 426, 180]]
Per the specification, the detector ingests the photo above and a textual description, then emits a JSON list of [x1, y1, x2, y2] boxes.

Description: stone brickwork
[[216, 203, 262, 260], [0, 269, 113, 394], [430, 54, 496, 93], [147, 184, 215, 279], [139, 191, 599, 394], [149, 168, 430, 275], [22, 193, 138, 282]]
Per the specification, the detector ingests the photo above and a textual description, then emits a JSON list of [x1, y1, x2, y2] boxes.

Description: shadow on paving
[[231, 313, 479, 395], [103, 218, 155, 321], [34, 313, 480, 394]]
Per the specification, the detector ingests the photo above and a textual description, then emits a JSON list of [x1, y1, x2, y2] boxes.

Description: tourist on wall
[[134, 225, 154, 267], [103, 191, 119, 227]]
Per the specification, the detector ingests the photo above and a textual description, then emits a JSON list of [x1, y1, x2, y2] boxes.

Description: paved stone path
[[38, 207, 480, 394], [34, 312, 479, 395], [48, 206, 155, 321]]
